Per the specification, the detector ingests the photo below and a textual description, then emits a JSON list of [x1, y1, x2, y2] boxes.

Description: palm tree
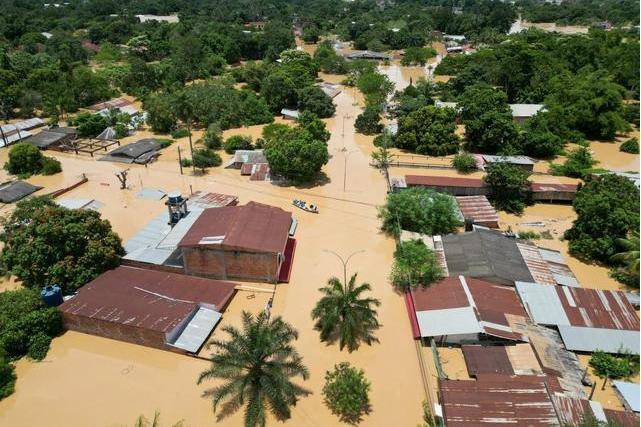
[[370, 133, 395, 192], [611, 231, 640, 279], [134, 412, 183, 427], [198, 311, 309, 427], [311, 274, 381, 352]]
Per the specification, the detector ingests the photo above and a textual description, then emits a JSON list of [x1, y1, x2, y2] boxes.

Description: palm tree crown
[[611, 231, 640, 277], [311, 273, 381, 352], [198, 311, 309, 427]]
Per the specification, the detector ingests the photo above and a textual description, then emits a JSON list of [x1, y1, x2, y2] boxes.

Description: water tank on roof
[[167, 192, 183, 205], [41, 285, 63, 307]]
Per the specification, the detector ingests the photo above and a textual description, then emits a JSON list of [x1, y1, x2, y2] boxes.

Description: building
[[407, 275, 528, 343], [100, 139, 160, 164], [516, 281, 640, 354], [455, 196, 499, 228], [530, 182, 578, 203], [509, 104, 546, 123], [344, 50, 391, 61], [225, 149, 267, 169], [443, 34, 466, 42], [402, 175, 487, 196], [179, 202, 296, 283], [0, 118, 45, 147], [135, 14, 179, 23], [88, 97, 132, 111], [475, 154, 536, 172], [427, 228, 578, 287], [24, 127, 77, 150], [59, 266, 237, 353], [123, 191, 239, 270], [0, 180, 42, 203], [317, 82, 341, 99]]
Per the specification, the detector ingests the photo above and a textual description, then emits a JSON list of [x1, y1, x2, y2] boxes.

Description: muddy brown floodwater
[[0, 64, 426, 426]]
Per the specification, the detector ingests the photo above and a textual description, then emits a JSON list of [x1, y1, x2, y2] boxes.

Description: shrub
[[452, 152, 477, 173], [204, 123, 223, 149], [483, 163, 532, 214], [180, 158, 193, 167], [390, 239, 443, 290], [170, 128, 191, 139], [74, 113, 110, 138], [355, 107, 383, 135], [157, 139, 173, 149], [113, 123, 129, 139], [550, 147, 597, 178], [589, 350, 639, 380], [192, 148, 222, 172], [297, 86, 335, 118], [4, 144, 44, 177], [378, 187, 462, 236], [223, 135, 253, 154], [40, 157, 62, 175], [322, 362, 370, 423], [373, 132, 394, 148], [620, 138, 639, 154], [0, 357, 15, 400], [27, 333, 52, 361], [518, 230, 541, 240]]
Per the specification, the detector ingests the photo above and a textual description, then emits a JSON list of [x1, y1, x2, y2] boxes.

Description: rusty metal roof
[[455, 196, 499, 227], [179, 201, 292, 253], [531, 182, 578, 193], [405, 175, 485, 188], [462, 345, 515, 376], [189, 191, 239, 209], [88, 97, 132, 111], [604, 409, 640, 426], [439, 375, 559, 426], [59, 266, 237, 332]]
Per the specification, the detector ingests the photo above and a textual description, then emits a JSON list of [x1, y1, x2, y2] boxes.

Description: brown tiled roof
[[405, 175, 485, 188], [59, 266, 237, 332], [178, 202, 291, 253]]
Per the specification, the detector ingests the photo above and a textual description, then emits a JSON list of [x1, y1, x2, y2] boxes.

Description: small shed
[[509, 104, 545, 123], [455, 195, 499, 228], [0, 180, 42, 203], [281, 109, 300, 120], [100, 139, 160, 164], [25, 128, 77, 150]]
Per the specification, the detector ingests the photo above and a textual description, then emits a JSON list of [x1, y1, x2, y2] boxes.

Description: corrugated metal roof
[[136, 188, 166, 200], [509, 104, 545, 118], [604, 409, 641, 426], [405, 175, 484, 188], [416, 306, 482, 337], [531, 182, 578, 192], [462, 345, 515, 376], [517, 243, 558, 286], [88, 97, 132, 111], [558, 326, 639, 354], [59, 266, 236, 333], [168, 306, 222, 353], [0, 180, 42, 203], [612, 382, 640, 412], [179, 202, 291, 254], [439, 375, 559, 426], [516, 281, 572, 326], [56, 198, 103, 211], [455, 196, 499, 228]]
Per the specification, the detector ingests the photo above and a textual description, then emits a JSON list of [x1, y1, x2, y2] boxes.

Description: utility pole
[[177, 146, 183, 175], [323, 249, 365, 285]]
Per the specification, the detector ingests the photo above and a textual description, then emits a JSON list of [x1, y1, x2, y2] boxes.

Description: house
[[475, 154, 536, 172], [281, 108, 300, 120], [135, 14, 179, 23], [178, 202, 296, 283], [0, 118, 45, 147], [515, 281, 640, 354], [88, 97, 132, 111], [344, 50, 391, 61], [24, 127, 77, 150], [100, 139, 160, 164], [443, 34, 466, 42], [0, 180, 42, 203], [407, 275, 529, 343], [530, 182, 578, 203], [317, 82, 341, 99], [428, 228, 578, 287], [123, 191, 239, 270], [455, 195, 499, 228], [401, 175, 487, 196], [509, 104, 546, 123], [446, 46, 464, 54], [225, 149, 267, 169], [59, 266, 236, 353]]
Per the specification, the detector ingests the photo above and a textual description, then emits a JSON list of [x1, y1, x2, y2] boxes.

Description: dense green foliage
[[483, 163, 532, 213], [452, 152, 478, 173], [263, 119, 329, 183], [203, 123, 223, 150], [311, 274, 380, 353], [0, 355, 15, 400], [565, 175, 640, 263], [610, 232, 640, 288], [355, 107, 383, 135], [198, 312, 309, 427], [390, 239, 443, 291], [401, 47, 437, 66], [0, 197, 124, 293], [519, 0, 639, 26], [589, 350, 639, 380], [223, 135, 253, 154], [550, 147, 597, 178], [322, 362, 370, 423], [297, 86, 335, 118], [620, 138, 639, 154], [395, 106, 460, 155], [192, 148, 222, 172], [379, 187, 462, 237], [4, 143, 62, 177]]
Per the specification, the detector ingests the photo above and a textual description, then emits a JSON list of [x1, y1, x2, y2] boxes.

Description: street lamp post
[[341, 148, 357, 192], [323, 249, 365, 285]]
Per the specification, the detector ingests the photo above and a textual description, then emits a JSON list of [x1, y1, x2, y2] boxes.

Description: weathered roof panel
[[558, 326, 639, 354], [612, 381, 640, 412]]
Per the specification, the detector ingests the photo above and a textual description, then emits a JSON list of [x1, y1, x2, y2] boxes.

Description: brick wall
[[183, 247, 280, 283]]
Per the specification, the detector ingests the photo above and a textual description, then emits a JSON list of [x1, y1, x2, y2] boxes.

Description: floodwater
[[576, 354, 640, 411], [0, 62, 426, 426], [509, 17, 589, 35]]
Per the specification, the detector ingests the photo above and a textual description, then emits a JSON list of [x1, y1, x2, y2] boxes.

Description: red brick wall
[[183, 247, 280, 283]]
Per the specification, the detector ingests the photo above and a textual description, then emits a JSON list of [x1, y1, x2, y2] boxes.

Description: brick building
[[59, 266, 237, 353], [178, 202, 295, 283]]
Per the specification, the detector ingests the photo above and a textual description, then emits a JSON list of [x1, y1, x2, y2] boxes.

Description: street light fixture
[[322, 249, 365, 285]]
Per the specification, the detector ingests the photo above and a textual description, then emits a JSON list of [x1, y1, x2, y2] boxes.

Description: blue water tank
[[41, 285, 63, 307]]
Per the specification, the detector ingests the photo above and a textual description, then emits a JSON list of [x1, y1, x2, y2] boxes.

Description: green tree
[[354, 107, 383, 135], [589, 350, 639, 390], [565, 175, 640, 262], [192, 149, 222, 173], [465, 110, 522, 154], [483, 163, 532, 214], [0, 356, 15, 400], [400, 47, 436, 66], [0, 197, 124, 293], [297, 86, 335, 118], [264, 130, 329, 183], [551, 147, 597, 178], [390, 240, 443, 291], [459, 84, 511, 122], [620, 138, 639, 154], [4, 143, 44, 177], [610, 231, 640, 288], [261, 71, 298, 112], [223, 135, 253, 154], [378, 187, 462, 237], [357, 72, 393, 107], [203, 123, 223, 150], [371, 144, 395, 191], [311, 274, 380, 352], [452, 152, 478, 173], [144, 93, 176, 133], [322, 362, 370, 423], [395, 106, 460, 155], [74, 112, 110, 138], [521, 112, 565, 158], [198, 312, 309, 427]]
